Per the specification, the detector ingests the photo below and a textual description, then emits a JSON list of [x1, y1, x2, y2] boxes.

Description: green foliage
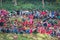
[[0, 0, 60, 11], [0, 33, 58, 40], [20, 4, 35, 10]]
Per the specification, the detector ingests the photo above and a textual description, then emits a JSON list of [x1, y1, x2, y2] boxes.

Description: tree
[[56, 0, 59, 3], [1, 0, 2, 8], [42, 0, 44, 8], [12, 0, 17, 6]]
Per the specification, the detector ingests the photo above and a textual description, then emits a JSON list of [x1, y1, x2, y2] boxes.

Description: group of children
[[0, 9, 60, 37]]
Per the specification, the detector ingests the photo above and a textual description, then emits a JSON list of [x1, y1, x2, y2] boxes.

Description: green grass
[[0, 1, 60, 11], [0, 33, 58, 40]]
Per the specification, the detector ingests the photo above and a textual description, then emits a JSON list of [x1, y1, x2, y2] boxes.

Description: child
[[29, 14, 33, 19], [12, 26, 18, 34], [38, 26, 46, 34], [30, 28, 33, 34], [6, 27, 10, 33], [29, 19, 33, 25]]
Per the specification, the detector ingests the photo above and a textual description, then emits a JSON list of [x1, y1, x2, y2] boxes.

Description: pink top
[[29, 19, 33, 24], [30, 29, 33, 34], [1, 10, 8, 15]]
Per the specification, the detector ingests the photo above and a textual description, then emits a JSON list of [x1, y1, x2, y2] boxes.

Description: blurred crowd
[[0, 9, 60, 37]]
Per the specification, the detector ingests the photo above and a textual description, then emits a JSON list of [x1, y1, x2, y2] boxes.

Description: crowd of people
[[0, 9, 60, 37]]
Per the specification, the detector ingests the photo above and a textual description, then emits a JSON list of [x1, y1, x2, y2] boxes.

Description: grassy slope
[[0, 33, 58, 40]]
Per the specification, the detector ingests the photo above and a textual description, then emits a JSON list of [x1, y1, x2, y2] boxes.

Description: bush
[[0, 1, 60, 11]]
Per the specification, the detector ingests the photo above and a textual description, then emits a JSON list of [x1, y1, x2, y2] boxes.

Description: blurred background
[[0, 0, 60, 11]]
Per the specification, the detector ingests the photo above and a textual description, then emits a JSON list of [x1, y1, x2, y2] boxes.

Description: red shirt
[[46, 29, 52, 35], [47, 24, 51, 27], [41, 29, 46, 34], [4, 23, 7, 27], [29, 15, 33, 19], [38, 27, 46, 34], [0, 19, 5, 22], [23, 20, 28, 26], [41, 11, 46, 15]]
